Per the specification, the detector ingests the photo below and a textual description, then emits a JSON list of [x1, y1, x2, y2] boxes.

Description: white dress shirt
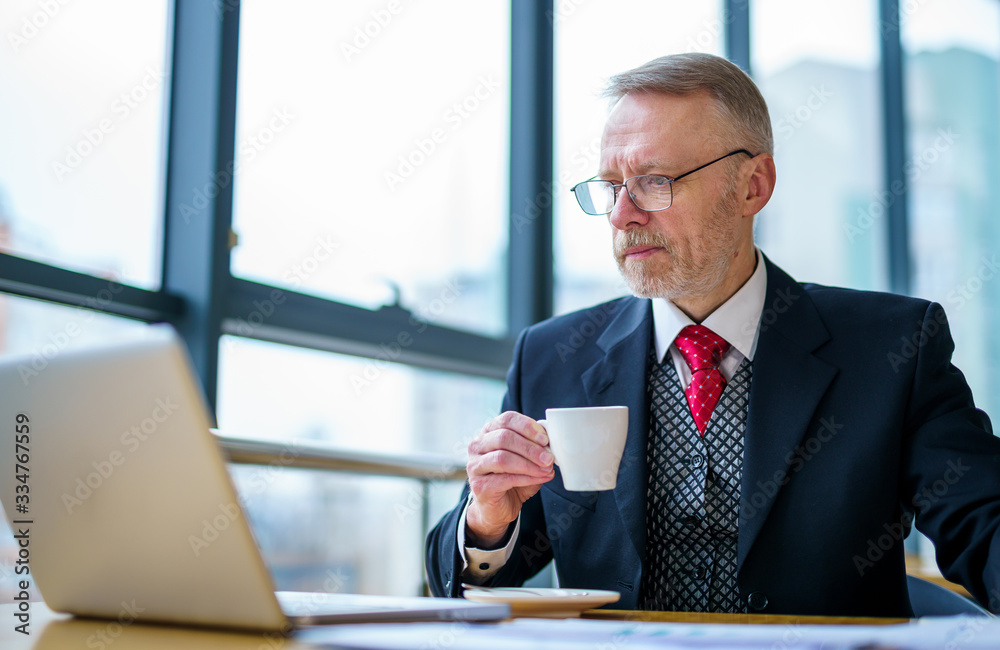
[[459, 248, 768, 582], [652, 247, 767, 384]]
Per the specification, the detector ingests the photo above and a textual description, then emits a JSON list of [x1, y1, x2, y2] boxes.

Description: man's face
[[599, 91, 750, 301]]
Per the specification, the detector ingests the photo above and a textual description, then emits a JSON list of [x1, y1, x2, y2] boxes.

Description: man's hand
[[465, 411, 555, 548]]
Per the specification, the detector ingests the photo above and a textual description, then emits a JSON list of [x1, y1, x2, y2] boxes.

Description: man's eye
[[648, 175, 670, 186]]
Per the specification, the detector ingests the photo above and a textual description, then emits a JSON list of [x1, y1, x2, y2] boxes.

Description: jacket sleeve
[[900, 302, 1000, 612], [424, 328, 554, 597]]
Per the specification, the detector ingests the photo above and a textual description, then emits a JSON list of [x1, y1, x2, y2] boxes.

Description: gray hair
[[604, 53, 774, 156]]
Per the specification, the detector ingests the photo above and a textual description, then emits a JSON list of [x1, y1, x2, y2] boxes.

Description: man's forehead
[[598, 92, 718, 174], [606, 91, 716, 129], [598, 139, 666, 177]]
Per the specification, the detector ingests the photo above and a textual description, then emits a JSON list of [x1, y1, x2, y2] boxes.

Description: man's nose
[[608, 186, 650, 230]]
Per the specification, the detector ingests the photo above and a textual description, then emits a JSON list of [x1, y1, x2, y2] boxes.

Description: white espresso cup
[[538, 406, 628, 491]]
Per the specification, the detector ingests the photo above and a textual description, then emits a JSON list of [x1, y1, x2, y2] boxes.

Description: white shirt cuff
[[456, 493, 521, 584]]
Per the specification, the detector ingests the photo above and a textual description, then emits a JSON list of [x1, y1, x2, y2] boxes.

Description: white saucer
[[462, 587, 621, 618]]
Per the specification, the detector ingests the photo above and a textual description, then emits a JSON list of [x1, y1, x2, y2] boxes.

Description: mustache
[[614, 230, 673, 260]]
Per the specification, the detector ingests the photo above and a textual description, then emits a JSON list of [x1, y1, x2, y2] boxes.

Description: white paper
[[295, 615, 1000, 650]]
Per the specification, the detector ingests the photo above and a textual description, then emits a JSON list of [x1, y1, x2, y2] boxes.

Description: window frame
[[0, 0, 914, 410]]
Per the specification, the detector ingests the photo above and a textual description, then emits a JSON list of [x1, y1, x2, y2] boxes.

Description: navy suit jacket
[[426, 257, 1000, 616]]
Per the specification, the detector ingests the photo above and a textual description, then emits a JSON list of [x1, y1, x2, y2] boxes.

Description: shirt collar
[[651, 247, 767, 363]]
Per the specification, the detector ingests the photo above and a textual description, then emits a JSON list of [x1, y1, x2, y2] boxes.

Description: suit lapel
[[581, 297, 653, 563], [738, 258, 838, 570]]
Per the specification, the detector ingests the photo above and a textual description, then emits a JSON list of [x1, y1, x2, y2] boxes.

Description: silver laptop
[[0, 326, 506, 631]]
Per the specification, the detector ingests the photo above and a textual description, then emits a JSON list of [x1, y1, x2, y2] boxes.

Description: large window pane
[[752, 0, 887, 291], [217, 335, 502, 595], [0, 294, 154, 602], [231, 464, 464, 597], [553, 1, 725, 315], [0, 1, 171, 288], [232, 1, 509, 337], [903, 0, 1000, 420], [217, 336, 506, 455], [232, 467, 452, 596]]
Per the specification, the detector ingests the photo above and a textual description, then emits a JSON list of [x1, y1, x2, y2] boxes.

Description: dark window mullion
[[161, 0, 241, 408], [879, 0, 911, 296], [223, 278, 512, 380], [508, 0, 554, 333], [0, 253, 184, 323], [725, 0, 752, 73]]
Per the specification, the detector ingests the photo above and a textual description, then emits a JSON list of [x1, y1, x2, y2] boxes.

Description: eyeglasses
[[569, 149, 754, 215]]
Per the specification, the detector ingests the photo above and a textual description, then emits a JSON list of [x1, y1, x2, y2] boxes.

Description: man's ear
[[742, 153, 776, 218]]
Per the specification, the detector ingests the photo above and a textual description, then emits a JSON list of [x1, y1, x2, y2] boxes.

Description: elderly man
[[426, 53, 1000, 617]]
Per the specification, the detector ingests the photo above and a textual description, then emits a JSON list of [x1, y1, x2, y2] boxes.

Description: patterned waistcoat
[[640, 350, 752, 613]]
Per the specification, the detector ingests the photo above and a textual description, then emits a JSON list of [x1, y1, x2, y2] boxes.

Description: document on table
[[296, 615, 1000, 649]]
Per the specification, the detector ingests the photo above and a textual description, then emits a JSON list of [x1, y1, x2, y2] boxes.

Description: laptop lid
[[1, 326, 509, 631], [0, 326, 290, 631]]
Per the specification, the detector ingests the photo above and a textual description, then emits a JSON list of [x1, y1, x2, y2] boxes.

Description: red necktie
[[674, 325, 731, 435]]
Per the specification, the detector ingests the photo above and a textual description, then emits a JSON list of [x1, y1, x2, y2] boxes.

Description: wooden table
[[906, 552, 974, 598], [0, 601, 915, 650], [582, 608, 909, 625], [0, 602, 314, 650]]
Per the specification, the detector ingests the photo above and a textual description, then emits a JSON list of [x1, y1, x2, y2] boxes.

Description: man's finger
[[470, 471, 553, 499], [470, 449, 553, 479], [483, 411, 549, 446], [470, 427, 553, 468]]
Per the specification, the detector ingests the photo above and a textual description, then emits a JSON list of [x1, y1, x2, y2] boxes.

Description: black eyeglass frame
[[569, 149, 755, 215]]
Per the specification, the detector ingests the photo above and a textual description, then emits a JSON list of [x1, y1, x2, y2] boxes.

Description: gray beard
[[613, 187, 741, 301], [616, 241, 735, 300]]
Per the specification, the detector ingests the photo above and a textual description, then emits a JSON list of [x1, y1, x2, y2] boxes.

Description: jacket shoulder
[[516, 295, 645, 364], [526, 295, 637, 336], [800, 282, 935, 326]]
